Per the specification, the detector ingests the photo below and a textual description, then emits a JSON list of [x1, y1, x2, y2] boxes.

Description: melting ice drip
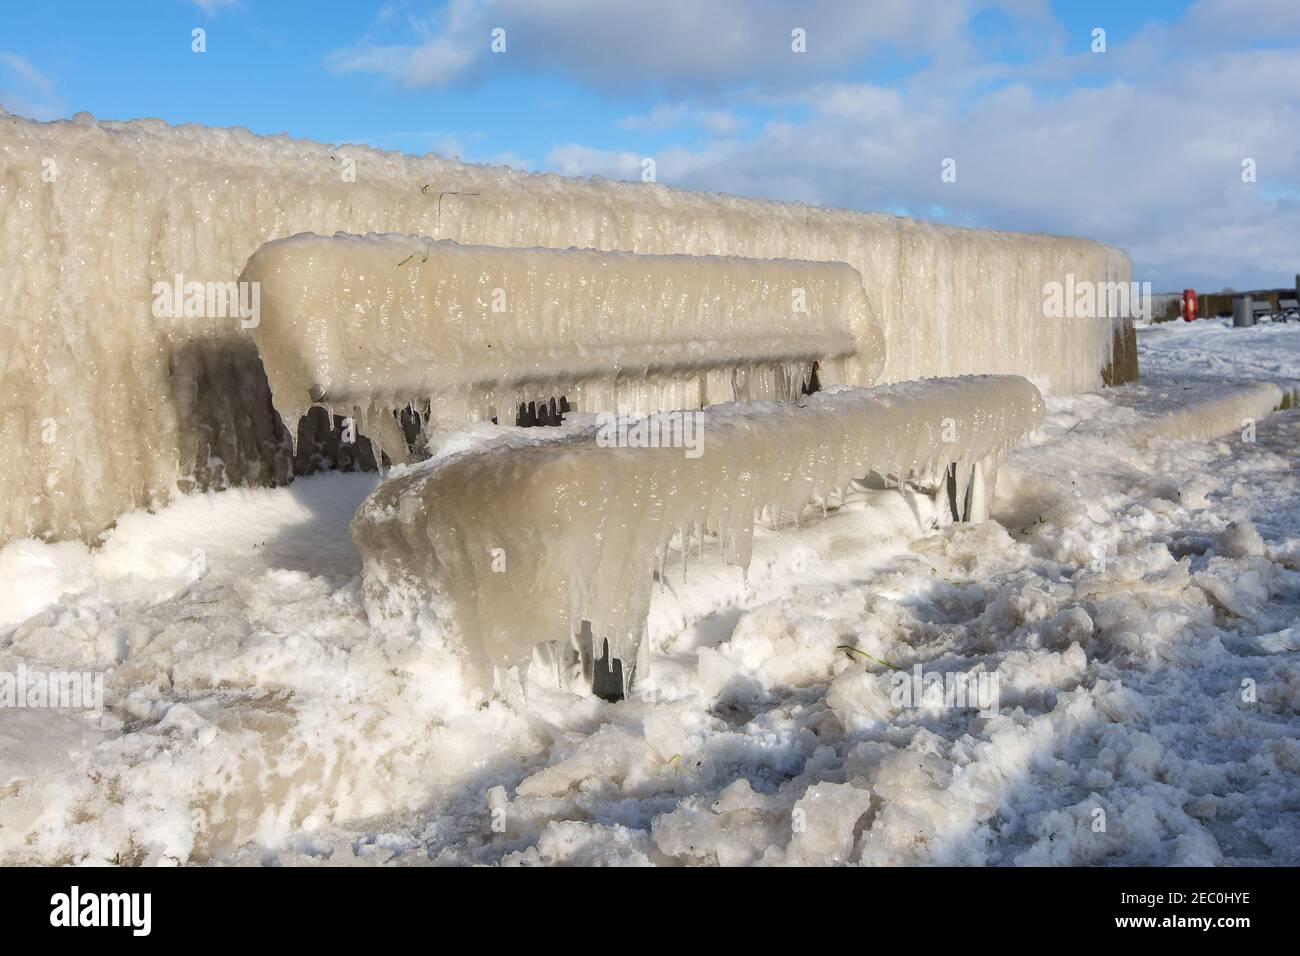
[[350, 375, 1046, 693], [240, 233, 874, 464]]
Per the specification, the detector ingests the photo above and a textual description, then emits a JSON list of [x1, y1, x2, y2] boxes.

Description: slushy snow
[[1, 318, 1297, 866]]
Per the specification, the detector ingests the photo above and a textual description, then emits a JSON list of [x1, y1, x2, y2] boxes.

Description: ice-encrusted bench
[[239, 232, 878, 461], [349, 375, 1045, 698], [238, 235, 1043, 698]]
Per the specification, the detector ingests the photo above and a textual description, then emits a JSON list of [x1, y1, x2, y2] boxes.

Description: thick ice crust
[[351, 375, 1047, 684], [0, 114, 1125, 544], [1130, 382, 1284, 445], [241, 232, 871, 440]]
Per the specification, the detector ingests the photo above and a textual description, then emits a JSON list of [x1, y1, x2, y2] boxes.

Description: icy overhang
[[239, 233, 877, 439], [350, 374, 1046, 687]]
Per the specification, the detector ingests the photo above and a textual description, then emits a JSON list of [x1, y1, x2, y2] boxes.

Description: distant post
[[1233, 295, 1254, 328]]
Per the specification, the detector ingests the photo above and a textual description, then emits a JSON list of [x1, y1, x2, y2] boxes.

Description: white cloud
[[189, 0, 240, 16], [545, 143, 645, 180], [327, 0, 1299, 290], [326, 0, 1035, 94], [548, 45, 1300, 290], [0, 52, 63, 121], [327, 0, 491, 89], [617, 103, 746, 137]]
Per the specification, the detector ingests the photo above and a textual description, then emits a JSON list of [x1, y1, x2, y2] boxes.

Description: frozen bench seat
[[349, 375, 1046, 695]]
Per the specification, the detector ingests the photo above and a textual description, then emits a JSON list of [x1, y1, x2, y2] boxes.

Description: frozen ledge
[[1128, 381, 1286, 445], [240, 233, 875, 453], [349, 375, 1046, 690]]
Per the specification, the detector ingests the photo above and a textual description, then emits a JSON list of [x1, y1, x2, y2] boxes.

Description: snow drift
[[350, 375, 1046, 688], [241, 233, 873, 452], [0, 113, 1128, 545]]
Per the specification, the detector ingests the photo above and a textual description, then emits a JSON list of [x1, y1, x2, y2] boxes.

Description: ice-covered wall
[[351, 375, 1047, 687], [0, 113, 1129, 545], [243, 233, 874, 447]]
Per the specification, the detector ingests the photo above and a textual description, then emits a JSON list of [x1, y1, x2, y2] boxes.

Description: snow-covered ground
[[1138, 317, 1300, 383], [2, 319, 1298, 866]]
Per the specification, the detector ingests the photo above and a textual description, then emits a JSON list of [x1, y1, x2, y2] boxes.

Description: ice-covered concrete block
[[0, 113, 1127, 546], [240, 233, 874, 452], [1129, 381, 1283, 445], [350, 375, 1046, 688]]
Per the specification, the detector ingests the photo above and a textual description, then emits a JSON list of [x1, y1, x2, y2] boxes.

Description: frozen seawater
[[240, 232, 875, 458], [0, 114, 1127, 545], [1127, 381, 1284, 445], [350, 375, 1046, 688]]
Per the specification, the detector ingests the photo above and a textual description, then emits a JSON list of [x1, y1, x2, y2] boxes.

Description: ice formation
[[0, 114, 1128, 545], [1129, 382, 1284, 445], [350, 375, 1046, 687], [4, 318, 1298, 866], [241, 232, 873, 451]]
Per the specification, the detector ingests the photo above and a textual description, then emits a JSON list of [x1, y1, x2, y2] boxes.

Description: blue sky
[[3, 0, 1298, 291]]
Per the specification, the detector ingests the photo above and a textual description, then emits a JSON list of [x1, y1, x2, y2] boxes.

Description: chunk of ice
[[0, 113, 1127, 545], [350, 375, 1046, 686], [1129, 382, 1283, 445], [240, 233, 874, 454]]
